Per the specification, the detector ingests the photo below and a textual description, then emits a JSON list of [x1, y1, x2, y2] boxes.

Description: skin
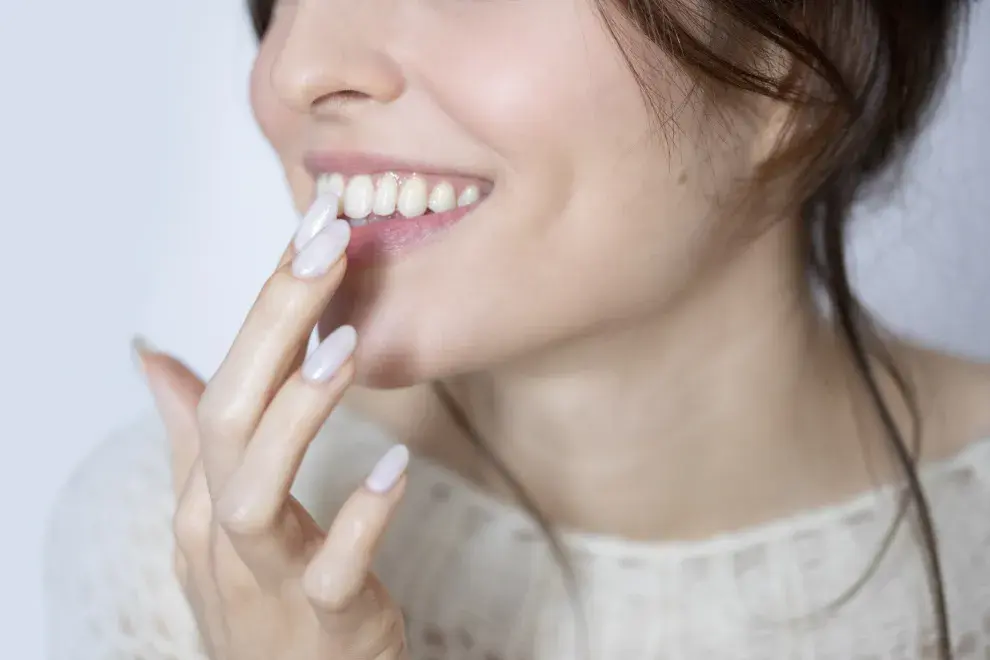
[[140, 244, 410, 658], [250, 0, 990, 536], [141, 0, 990, 653]]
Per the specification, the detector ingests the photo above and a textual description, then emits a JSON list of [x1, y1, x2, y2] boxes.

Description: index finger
[[197, 193, 349, 493]]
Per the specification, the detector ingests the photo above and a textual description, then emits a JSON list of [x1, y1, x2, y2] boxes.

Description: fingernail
[[294, 192, 341, 251], [131, 335, 156, 374], [301, 325, 357, 382], [292, 220, 351, 279], [365, 445, 410, 494]]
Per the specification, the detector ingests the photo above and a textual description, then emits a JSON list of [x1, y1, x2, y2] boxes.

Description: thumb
[[132, 337, 207, 495]]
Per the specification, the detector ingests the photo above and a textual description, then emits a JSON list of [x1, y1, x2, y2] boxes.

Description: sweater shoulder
[[43, 414, 205, 660]]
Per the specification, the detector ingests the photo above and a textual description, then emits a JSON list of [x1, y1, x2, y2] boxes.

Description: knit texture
[[44, 407, 990, 659]]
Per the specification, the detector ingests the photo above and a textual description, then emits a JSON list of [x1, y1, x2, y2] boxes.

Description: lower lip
[[344, 204, 475, 265]]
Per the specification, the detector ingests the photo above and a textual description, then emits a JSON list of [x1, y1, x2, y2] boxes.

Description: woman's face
[[251, 0, 768, 387]]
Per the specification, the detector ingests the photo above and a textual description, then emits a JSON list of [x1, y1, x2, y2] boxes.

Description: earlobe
[[734, 94, 803, 227], [750, 98, 796, 170]]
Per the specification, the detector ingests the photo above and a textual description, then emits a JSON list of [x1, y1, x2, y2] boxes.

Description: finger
[[280, 232, 313, 379], [271, 238, 311, 388], [303, 446, 409, 615], [174, 459, 267, 593], [315, 581, 408, 660], [215, 327, 357, 544], [171, 460, 211, 586], [197, 196, 348, 492], [172, 459, 213, 559], [134, 340, 207, 496]]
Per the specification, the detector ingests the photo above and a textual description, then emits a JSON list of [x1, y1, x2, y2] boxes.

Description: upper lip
[[303, 151, 492, 182]]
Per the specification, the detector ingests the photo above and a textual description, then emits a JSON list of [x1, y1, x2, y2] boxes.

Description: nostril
[[325, 89, 371, 103], [311, 89, 374, 114]]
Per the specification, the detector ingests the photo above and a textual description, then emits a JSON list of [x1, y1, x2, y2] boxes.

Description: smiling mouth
[[316, 171, 493, 226]]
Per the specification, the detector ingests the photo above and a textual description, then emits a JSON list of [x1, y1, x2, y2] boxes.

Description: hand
[[135, 196, 410, 660]]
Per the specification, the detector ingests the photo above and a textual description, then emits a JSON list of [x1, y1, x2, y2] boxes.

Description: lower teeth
[[347, 210, 435, 225]]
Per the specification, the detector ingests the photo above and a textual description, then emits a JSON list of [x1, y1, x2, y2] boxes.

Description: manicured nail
[[365, 445, 410, 493], [130, 335, 156, 374], [301, 325, 357, 382], [292, 220, 351, 278], [294, 192, 341, 251]]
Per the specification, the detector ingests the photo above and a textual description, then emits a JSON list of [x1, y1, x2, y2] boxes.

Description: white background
[[0, 2, 987, 659]]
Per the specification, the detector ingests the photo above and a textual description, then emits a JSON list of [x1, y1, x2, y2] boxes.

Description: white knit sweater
[[44, 406, 990, 659]]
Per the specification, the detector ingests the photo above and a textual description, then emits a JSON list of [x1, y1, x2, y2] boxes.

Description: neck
[[439, 223, 886, 540]]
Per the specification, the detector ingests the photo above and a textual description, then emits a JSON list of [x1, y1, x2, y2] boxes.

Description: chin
[[352, 350, 426, 389]]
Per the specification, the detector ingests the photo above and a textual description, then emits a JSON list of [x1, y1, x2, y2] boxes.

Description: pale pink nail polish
[[301, 325, 357, 382], [294, 192, 340, 250], [365, 445, 410, 493], [292, 220, 351, 278]]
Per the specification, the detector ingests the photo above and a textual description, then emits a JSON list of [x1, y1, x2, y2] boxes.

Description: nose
[[268, 0, 405, 115]]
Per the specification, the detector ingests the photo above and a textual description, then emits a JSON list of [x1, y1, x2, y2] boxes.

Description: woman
[[44, 0, 989, 658]]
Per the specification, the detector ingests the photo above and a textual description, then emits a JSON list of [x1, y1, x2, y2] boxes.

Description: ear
[[745, 34, 804, 163], [751, 98, 795, 168], [744, 70, 805, 223]]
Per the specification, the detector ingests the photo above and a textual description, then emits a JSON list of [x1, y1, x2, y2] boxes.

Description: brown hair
[[247, 1, 973, 656]]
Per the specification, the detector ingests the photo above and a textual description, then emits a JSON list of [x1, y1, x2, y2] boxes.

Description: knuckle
[[305, 573, 361, 614], [259, 269, 308, 315], [213, 472, 279, 538], [307, 586, 354, 615], [215, 501, 273, 539], [195, 391, 251, 440], [172, 496, 212, 549], [367, 615, 407, 660]]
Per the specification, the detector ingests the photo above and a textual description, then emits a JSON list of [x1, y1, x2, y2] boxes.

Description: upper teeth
[[427, 181, 456, 213], [398, 176, 429, 218], [316, 172, 481, 223], [373, 174, 398, 216]]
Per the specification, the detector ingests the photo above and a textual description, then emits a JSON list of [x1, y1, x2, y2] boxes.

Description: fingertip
[[140, 350, 207, 402], [133, 348, 204, 452], [130, 334, 157, 375], [364, 445, 410, 495], [131, 333, 157, 354]]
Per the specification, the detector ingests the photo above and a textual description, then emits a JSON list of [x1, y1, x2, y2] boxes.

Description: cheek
[[249, 37, 312, 210], [404, 1, 647, 164], [249, 54, 281, 146], [249, 28, 297, 154]]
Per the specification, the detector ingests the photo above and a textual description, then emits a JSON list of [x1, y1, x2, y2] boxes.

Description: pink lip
[[345, 205, 475, 265], [303, 151, 493, 266]]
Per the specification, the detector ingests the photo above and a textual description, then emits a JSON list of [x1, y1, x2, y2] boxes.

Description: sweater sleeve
[[43, 414, 208, 660]]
